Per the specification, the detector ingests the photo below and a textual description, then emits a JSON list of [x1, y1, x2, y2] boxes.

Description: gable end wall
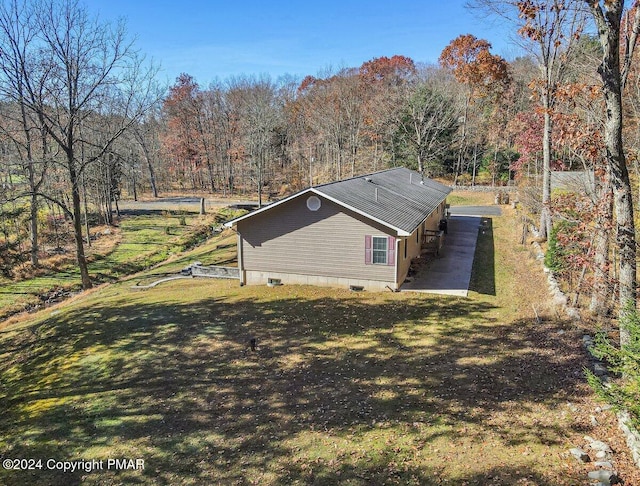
[[237, 194, 397, 288]]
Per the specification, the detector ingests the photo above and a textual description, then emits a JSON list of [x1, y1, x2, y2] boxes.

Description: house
[[224, 167, 451, 291]]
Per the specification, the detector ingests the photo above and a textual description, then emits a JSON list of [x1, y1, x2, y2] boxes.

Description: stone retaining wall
[[529, 223, 640, 470], [619, 412, 640, 468], [192, 265, 239, 279]]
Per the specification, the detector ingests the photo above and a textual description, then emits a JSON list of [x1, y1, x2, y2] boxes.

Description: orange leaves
[[358, 55, 416, 85], [555, 83, 601, 103], [518, 24, 543, 41], [516, 1, 543, 40], [517, 0, 539, 21], [439, 34, 510, 96]]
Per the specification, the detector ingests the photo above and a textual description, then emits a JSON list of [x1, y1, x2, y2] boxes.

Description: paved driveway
[[401, 215, 484, 297]]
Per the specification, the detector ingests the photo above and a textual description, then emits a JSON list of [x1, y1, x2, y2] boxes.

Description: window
[[404, 239, 407, 259], [365, 235, 395, 266], [372, 236, 388, 264]]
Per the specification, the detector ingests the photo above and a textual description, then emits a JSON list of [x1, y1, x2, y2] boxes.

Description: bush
[[544, 223, 564, 273], [544, 220, 582, 277], [586, 303, 640, 430]]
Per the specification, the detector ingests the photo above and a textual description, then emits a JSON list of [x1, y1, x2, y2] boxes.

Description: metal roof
[[225, 167, 452, 236]]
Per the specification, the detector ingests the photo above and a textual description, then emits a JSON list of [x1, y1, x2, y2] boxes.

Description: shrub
[[544, 223, 564, 273], [544, 220, 583, 278], [586, 303, 640, 430]]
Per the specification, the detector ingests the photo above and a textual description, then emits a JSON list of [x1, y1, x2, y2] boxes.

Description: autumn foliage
[[439, 34, 510, 97]]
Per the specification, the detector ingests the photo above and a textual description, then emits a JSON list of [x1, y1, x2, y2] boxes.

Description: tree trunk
[[68, 159, 92, 289], [588, 0, 637, 345], [540, 99, 552, 240], [590, 175, 612, 315], [29, 191, 39, 266], [140, 139, 159, 198], [82, 173, 91, 248], [454, 93, 470, 186]]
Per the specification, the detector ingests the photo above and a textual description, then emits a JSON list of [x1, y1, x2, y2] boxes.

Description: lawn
[[0, 204, 637, 485], [445, 190, 496, 207], [0, 211, 234, 321]]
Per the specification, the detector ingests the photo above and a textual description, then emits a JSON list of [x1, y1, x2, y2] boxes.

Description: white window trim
[[372, 236, 388, 265]]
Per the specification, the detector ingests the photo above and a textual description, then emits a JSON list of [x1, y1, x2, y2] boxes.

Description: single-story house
[[224, 167, 451, 291]]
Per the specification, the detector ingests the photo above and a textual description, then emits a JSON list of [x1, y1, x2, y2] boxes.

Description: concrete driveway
[[401, 215, 484, 297]]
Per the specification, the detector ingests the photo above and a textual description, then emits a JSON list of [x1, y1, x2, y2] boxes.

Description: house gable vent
[[306, 195, 321, 211]]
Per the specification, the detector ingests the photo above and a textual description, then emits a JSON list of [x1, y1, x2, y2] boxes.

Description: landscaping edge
[[529, 223, 640, 470]]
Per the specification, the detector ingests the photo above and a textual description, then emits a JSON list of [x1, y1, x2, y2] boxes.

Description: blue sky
[[92, 0, 520, 85]]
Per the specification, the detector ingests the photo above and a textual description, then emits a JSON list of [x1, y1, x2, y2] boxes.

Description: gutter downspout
[[237, 230, 245, 286], [395, 236, 400, 290]]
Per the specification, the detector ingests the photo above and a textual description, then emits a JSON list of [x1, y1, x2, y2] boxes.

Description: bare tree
[[131, 112, 162, 198], [472, 0, 586, 239], [8, 0, 160, 289], [0, 0, 50, 266], [232, 75, 282, 208], [392, 70, 459, 177]]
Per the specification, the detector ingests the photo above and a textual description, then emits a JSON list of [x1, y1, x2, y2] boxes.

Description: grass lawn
[[0, 212, 229, 321], [445, 190, 496, 207], [1, 204, 638, 485]]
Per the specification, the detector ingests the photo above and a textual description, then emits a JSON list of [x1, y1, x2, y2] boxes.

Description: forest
[[0, 0, 639, 323]]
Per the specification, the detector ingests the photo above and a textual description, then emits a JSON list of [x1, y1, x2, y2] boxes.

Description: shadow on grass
[[469, 217, 495, 296], [0, 291, 588, 485]]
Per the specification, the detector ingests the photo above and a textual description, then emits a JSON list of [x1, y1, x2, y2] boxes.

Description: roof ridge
[[313, 166, 412, 189]]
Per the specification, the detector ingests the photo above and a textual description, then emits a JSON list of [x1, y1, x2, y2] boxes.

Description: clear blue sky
[[92, 0, 519, 85]]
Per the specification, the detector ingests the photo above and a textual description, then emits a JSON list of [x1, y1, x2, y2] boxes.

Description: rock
[[587, 470, 618, 485], [593, 363, 608, 376], [569, 447, 590, 462], [594, 461, 613, 469], [591, 415, 599, 427], [595, 450, 609, 460], [589, 440, 613, 453]]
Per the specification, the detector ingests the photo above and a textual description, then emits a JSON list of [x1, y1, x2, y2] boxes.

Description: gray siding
[[238, 194, 396, 284]]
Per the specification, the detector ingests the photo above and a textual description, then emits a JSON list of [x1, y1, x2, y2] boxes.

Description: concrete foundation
[[244, 270, 398, 292]]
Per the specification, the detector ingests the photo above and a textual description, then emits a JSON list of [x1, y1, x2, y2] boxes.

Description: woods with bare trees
[[0, 0, 159, 288]]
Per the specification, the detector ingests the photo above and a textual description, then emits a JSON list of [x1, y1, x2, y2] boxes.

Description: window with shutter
[[366, 236, 396, 265], [372, 236, 388, 264]]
